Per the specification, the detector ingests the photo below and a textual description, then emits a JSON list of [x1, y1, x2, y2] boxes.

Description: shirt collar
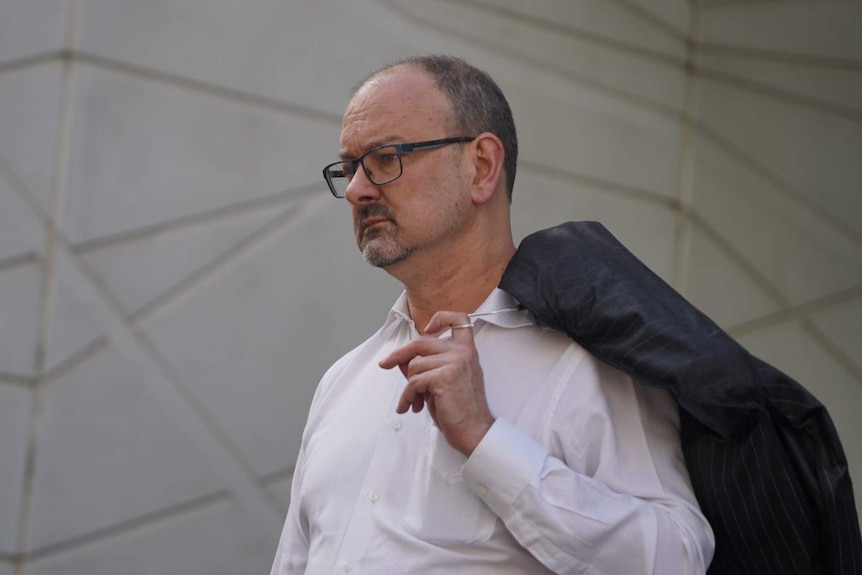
[[386, 288, 533, 330]]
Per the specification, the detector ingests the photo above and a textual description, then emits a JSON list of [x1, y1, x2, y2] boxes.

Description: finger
[[379, 339, 450, 370], [412, 394, 424, 413], [396, 354, 423, 379], [385, 353, 435, 381], [424, 311, 475, 344], [397, 389, 425, 414], [426, 394, 438, 426], [396, 376, 428, 414]]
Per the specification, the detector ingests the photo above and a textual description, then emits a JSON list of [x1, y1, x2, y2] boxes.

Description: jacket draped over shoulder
[[500, 221, 862, 575]]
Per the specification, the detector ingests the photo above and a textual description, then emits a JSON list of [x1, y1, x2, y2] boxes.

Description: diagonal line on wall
[[33, 193, 328, 388], [55, 228, 286, 532], [611, 0, 691, 44], [12, 465, 294, 565], [691, 212, 862, 389], [404, 0, 862, 131], [74, 51, 343, 125], [10, 189, 328, 393], [0, 152, 285, 540], [130, 196, 328, 327], [728, 286, 862, 338], [260, 465, 295, 487], [688, 211, 790, 307], [15, 489, 229, 564], [437, 0, 686, 67], [0, 252, 39, 272], [698, 42, 862, 72], [72, 182, 324, 254], [800, 318, 862, 389], [692, 121, 862, 250], [1, 50, 343, 125], [379, 0, 685, 121], [0, 247, 39, 396], [690, 0, 762, 7], [695, 65, 862, 123], [0, 51, 64, 77], [39, 337, 105, 385], [519, 159, 680, 210], [728, 284, 862, 386], [0, 373, 33, 387], [689, 0, 785, 9]]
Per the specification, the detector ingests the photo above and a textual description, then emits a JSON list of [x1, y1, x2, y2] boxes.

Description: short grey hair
[[357, 55, 518, 201]]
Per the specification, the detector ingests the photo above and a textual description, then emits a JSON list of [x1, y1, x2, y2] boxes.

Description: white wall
[[0, 1, 859, 573]]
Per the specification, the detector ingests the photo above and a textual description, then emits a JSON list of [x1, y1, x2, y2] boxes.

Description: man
[[271, 55, 714, 574]]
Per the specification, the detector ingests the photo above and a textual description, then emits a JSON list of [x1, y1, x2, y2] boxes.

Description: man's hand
[[379, 311, 495, 456]]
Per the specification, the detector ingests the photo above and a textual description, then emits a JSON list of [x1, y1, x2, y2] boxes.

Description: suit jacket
[[499, 221, 862, 575]]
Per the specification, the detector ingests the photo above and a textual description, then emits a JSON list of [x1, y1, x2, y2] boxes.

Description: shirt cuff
[[462, 418, 548, 514]]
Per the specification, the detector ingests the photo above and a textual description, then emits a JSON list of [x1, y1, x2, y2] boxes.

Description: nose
[[344, 164, 381, 206]]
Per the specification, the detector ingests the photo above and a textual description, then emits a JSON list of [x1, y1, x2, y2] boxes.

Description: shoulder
[[307, 320, 397, 413], [492, 324, 675, 435]]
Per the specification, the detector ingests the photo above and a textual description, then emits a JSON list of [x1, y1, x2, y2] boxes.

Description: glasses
[[322, 136, 475, 198]]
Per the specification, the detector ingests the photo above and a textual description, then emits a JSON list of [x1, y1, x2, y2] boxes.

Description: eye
[[374, 150, 399, 164], [340, 161, 358, 180]]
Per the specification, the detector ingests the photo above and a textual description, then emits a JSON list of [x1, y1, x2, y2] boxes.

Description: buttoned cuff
[[462, 418, 548, 514]]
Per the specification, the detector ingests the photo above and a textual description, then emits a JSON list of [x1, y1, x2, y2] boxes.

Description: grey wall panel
[[0, 385, 30, 554], [0, 1, 69, 65], [0, 63, 64, 214], [0, 265, 41, 377]]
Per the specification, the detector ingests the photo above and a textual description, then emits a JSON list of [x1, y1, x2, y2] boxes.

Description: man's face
[[339, 68, 472, 269]]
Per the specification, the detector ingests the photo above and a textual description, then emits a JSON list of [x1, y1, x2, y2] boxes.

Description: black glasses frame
[[322, 136, 475, 198]]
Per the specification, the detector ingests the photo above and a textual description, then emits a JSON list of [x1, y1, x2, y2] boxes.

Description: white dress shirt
[[271, 289, 714, 574]]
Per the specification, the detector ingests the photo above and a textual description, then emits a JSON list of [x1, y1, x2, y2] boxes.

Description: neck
[[390, 226, 516, 335]]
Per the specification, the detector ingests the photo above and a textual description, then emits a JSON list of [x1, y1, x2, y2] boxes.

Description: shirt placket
[[332, 321, 427, 574]]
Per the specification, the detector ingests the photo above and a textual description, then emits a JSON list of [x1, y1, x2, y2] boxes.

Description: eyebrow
[[338, 136, 404, 161]]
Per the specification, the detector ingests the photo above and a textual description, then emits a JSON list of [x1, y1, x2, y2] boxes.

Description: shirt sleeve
[[461, 357, 715, 574]]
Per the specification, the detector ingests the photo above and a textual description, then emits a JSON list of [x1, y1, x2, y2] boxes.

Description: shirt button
[[392, 421, 403, 431], [369, 490, 379, 502], [342, 561, 353, 572], [476, 485, 489, 496]]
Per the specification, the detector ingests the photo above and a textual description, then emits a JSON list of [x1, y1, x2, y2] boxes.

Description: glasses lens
[[323, 145, 403, 198], [364, 145, 402, 185], [325, 161, 353, 198]]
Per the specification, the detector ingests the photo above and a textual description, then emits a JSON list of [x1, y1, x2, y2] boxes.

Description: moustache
[[357, 204, 395, 231]]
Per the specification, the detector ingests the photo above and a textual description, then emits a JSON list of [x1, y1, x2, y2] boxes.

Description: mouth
[[362, 216, 390, 229], [357, 204, 395, 239]]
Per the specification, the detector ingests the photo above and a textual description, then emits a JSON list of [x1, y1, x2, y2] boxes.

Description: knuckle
[[407, 375, 425, 391], [407, 356, 420, 374]]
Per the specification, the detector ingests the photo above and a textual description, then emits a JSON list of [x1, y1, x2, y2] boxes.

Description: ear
[[469, 133, 505, 205]]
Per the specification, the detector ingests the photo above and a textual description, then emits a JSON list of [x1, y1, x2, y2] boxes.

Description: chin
[[362, 241, 413, 269]]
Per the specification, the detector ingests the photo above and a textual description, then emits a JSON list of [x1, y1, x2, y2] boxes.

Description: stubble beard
[[361, 226, 415, 268]]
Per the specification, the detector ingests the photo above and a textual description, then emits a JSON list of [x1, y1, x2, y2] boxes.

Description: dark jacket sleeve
[[500, 221, 862, 575]]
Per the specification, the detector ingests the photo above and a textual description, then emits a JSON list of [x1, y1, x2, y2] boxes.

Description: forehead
[[339, 67, 453, 156]]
